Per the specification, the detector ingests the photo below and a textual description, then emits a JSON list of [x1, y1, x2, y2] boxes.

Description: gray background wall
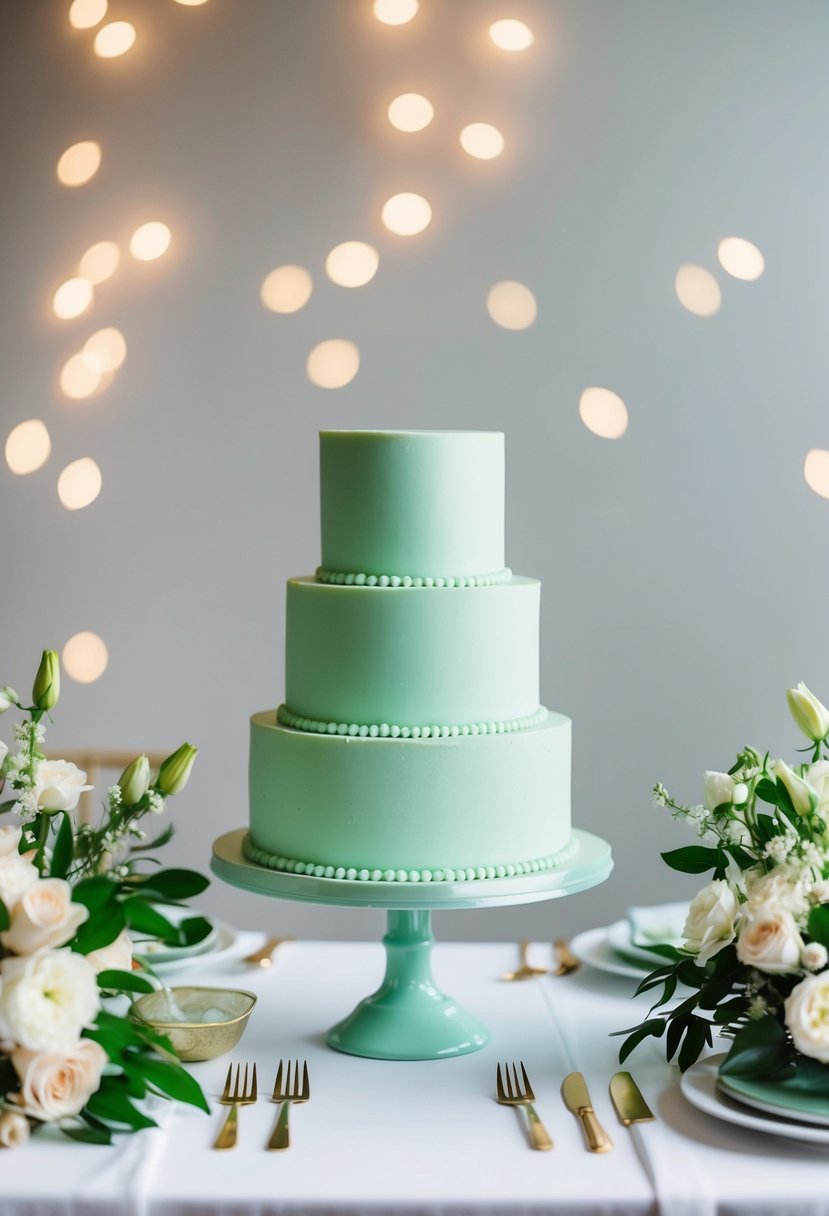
[[2, 0, 828, 944]]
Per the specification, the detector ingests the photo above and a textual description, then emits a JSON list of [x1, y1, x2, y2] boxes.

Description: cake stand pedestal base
[[326, 909, 488, 1059]]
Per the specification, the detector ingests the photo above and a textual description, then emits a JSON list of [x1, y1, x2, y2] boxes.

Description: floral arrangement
[[618, 682, 829, 1091], [0, 650, 209, 1147]]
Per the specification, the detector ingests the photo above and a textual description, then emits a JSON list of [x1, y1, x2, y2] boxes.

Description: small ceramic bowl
[[131, 986, 257, 1062]]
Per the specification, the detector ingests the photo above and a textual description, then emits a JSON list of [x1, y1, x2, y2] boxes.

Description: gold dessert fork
[[213, 1061, 257, 1150], [496, 1061, 553, 1150], [501, 941, 547, 981], [267, 1059, 310, 1151], [553, 938, 581, 976], [242, 936, 294, 967]]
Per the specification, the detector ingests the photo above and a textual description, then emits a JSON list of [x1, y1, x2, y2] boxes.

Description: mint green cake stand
[[211, 828, 612, 1062]]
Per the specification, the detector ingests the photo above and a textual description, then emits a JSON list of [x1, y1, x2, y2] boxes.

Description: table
[[1, 933, 827, 1216]]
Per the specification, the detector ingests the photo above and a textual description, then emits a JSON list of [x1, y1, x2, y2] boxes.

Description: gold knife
[[561, 1072, 613, 1152], [609, 1071, 655, 1126]]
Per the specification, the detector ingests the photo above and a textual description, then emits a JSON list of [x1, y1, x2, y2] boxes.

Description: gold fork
[[241, 936, 294, 967], [501, 941, 548, 981], [496, 1061, 554, 1150], [553, 938, 581, 976], [267, 1058, 310, 1151], [213, 1061, 257, 1150]]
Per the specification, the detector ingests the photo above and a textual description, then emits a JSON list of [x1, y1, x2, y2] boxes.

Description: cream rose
[[683, 879, 738, 964], [12, 1039, 106, 1121], [785, 972, 829, 1063], [745, 868, 808, 917], [1, 878, 88, 955], [0, 849, 39, 910], [0, 949, 100, 1052], [32, 759, 92, 814], [0, 1109, 30, 1147], [0, 824, 22, 858], [86, 928, 133, 974], [736, 905, 804, 974]]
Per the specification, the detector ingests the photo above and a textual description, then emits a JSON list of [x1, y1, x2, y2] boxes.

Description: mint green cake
[[246, 430, 573, 883]]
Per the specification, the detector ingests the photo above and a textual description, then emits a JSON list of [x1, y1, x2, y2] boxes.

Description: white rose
[[736, 905, 804, 974], [1, 879, 88, 955], [0, 1109, 30, 1148], [0, 824, 22, 858], [772, 759, 815, 816], [804, 760, 829, 815], [683, 879, 738, 964], [86, 928, 133, 974], [0, 850, 39, 910], [746, 868, 808, 917], [0, 950, 100, 1052], [703, 772, 738, 811], [785, 972, 829, 1062], [12, 1039, 107, 1121], [32, 760, 92, 813], [802, 942, 829, 971]]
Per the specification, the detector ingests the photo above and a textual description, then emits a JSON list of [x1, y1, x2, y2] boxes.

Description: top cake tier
[[319, 430, 505, 580]]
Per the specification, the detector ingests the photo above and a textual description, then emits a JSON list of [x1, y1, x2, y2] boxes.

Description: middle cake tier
[[285, 575, 540, 727]]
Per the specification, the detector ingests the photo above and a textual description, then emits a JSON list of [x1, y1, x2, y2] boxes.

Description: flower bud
[[157, 743, 198, 796], [772, 758, 817, 816], [0, 686, 18, 714], [0, 1109, 30, 1148], [787, 682, 829, 743], [117, 755, 151, 806], [32, 650, 60, 712], [703, 771, 736, 811]]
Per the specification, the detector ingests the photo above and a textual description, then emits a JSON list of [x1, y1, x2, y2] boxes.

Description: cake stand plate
[[212, 828, 612, 1061]]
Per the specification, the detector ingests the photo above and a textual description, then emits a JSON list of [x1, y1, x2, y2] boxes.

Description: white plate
[[718, 1071, 829, 1127], [681, 1054, 829, 1146], [606, 918, 683, 967], [569, 925, 652, 980], [146, 922, 238, 974]]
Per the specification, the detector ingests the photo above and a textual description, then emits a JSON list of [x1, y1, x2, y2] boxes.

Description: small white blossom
[[11, 790, 38, 822], [107, 785, 122, 807], [13, 723, 29, 745], [748, 995, 768, 1019], [811, 879, 829, 904], [147, 790, 165, 815], [32, 723, 45, 745], [801, 843, 825, 870], [802, 942, 829, 972], [764, 834, 798, 864], [653, 783, 668, 808]]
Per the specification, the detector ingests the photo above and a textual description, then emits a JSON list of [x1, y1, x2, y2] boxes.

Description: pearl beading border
[[276, 704, 548, 738], [242, 832, 579, 885], [315, 567, 512, 589]]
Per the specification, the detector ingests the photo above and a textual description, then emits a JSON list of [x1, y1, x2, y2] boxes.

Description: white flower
[[0, 950, 100, 1052], [1, 878, 88, 955], [32, 760, 92, 814], [723, 819, 751, 847], [12, 1039, 107, 1121], [804, 760, 829, 815], [0, 849, 39, 909], [772, 759, 816, 816], [736, 905, 804, 974], [787, 682, 829, 742], [703, 772, 739, 811], [0, 687, 17, 714], [0, 740, 7, 772], [812, 879, 829, 904], [746, 868, 808, 917], [653, 783, 668, 808], [0, 824, 22, 858], [10, 790, 38, 823], [763, 834, 798, 864], [785, 972, 829, 1062], [0, 1110, 30, 1147], [801, 942, 828, 971], [147, 790, 165, 815], [683, 879, 738, 964], [86, 928, 133, 974], [748, 995, 768, 1019]]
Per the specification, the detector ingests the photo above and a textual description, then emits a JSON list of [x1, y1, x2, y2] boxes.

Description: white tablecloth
[[2, 933, 828, 1216]]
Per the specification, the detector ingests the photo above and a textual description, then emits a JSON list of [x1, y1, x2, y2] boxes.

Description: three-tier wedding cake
[[244, 430, 574, 883]]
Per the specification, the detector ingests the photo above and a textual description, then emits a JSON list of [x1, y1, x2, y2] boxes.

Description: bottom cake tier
[[247, 708, 572, 880]]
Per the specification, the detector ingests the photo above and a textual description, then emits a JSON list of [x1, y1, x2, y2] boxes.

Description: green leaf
[[808, 905, 829, 949], [755, 778, 779, 806], [71, 903, 126, 955], [131, 869, 209, 901], [60, 1123, 113, 1145], [660, 845, 722, 874], [615, 1018, 665, 1064], [0, 896, 9, 933], [123, 899, 179, 940], [73, 876, 118, 912], [50, 810, 74, 879], [97, 969, 155, 995], [126, 1056, 209, 1112], [177, 915, 212, 946], [720, 1015, 787, 1079], [678, 1017, 711, 1072], [85, 1086, 157, 1130], [784, 1055, 829, 1096], [131, 823, 175, 852]]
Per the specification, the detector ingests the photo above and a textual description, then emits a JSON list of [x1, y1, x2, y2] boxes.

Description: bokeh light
[[325, 242, 379, 288], [675, 264, 721, 317], [129, 222, 171, 261], [306, 340, 360, 389], [486, 280, 537, 330], [63, 632, 109, 684], [373, 0, 418, 25], [53, 277, 94, 320], [57, 458, 102, 511], [5, 420, 51, 475], [718, 237, 765, 282], [804, 450, 829, 500], [78, 240, 120, 284], [173, 0, 209, 4], [260, 265, 313, 313], [460, 123, 505, 160], [69, 0, 107, 29], [83, 327, 126, 372], [56, 141, 101, 187], [60, 352, 103, 400], [489, 19, 534, 50], [93, 21, 136, 57], [387, 93, 434, 132], [381, 193, 432, 236], [579, 387, 629, 439]]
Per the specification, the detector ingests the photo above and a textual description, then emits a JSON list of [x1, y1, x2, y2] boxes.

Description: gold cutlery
[[553, 938, 581, 976], [267, 1058, 310, 1151], [501, 941, 547, 981], [495, 1061, 554, 1150], [242, 936, 294, 967], [609, 1071, 655, 1126], [561, 1072, 612, 1152], [213, 1061, 257, 1150]]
